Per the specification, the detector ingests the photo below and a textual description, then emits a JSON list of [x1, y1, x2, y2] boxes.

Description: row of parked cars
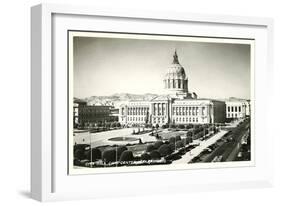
[[189, 130, 234, 163]]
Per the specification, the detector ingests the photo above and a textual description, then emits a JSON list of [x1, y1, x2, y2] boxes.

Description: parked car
[[190, 156, 202, 163]]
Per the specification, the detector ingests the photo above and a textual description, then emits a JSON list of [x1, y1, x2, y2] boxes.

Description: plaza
[[73, 119, 248, 166], [74, 127, 157, 148]]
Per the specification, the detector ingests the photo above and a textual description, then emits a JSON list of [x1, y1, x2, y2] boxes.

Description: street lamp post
[[88, 127, 92, 168]]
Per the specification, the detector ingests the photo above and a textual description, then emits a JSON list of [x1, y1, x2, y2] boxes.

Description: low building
[[78, 105, 112, 127], [109, 107, 119, 122], [73, 99, 87, 128], [225, 99, 250, 119]]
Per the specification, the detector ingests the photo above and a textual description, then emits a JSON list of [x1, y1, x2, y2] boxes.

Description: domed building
[[163, 51, 196, 99], [118, 50, 226, 126]]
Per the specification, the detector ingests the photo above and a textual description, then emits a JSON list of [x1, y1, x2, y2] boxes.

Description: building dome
[[163, 50, 191, 98], [165, 51, 186, 79], [166, 64, 186, 79]]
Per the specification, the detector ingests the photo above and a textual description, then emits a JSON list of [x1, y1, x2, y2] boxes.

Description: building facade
[[119, 98, 226, 126], [119, 101, 150, 125], [77, 105, 117, 127], [170, 99, 226, 125], [73, 99, 87, 128], [119, 51, 228, 126], [225, 99, 250, 119]]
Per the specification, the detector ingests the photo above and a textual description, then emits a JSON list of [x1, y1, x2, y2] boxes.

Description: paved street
[[200, 119, 250, 162], [171, 119, 250, 164], [172, 130, 228, 164]]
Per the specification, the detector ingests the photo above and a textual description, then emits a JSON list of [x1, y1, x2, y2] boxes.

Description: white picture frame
[[31, 3, 274, 202]]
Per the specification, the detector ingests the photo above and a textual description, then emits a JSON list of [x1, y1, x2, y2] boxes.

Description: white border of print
[[68, 31, 255, 175], [31, 3, 274, 202]]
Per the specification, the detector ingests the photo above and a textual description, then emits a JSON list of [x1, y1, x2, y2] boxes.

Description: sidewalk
[[172, 130, 228, 164]]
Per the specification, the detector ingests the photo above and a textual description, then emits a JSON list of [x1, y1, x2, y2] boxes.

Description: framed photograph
[[31, 3, 274, 201]]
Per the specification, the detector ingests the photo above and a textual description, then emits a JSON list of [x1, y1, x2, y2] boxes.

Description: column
[[157, 103, 159, 115]]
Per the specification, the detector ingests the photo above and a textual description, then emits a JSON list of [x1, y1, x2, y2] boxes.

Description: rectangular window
[[239, 106, 241, 112], [228, 107, 230, 112], [202, 107, 205, 115]]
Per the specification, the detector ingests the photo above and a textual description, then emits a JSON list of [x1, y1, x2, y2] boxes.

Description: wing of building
[[225, 98, 250, 119]]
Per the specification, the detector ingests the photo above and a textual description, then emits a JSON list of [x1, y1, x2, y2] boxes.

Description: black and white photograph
[[69, 31, 253, 174]]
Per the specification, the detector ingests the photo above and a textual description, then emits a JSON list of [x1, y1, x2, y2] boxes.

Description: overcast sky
[[73, 35, 251, 99]]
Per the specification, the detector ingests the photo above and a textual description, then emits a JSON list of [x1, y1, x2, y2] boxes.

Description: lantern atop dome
[[172, 50, 180, 64]]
